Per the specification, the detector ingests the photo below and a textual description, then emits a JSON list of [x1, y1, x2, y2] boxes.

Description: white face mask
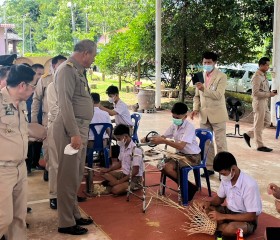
[[108, 96, 115, 103], [117, 139, 126, 147], [220, 168, 235, 182]]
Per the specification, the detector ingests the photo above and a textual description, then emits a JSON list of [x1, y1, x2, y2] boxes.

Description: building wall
[[0, 28, 6, 55]]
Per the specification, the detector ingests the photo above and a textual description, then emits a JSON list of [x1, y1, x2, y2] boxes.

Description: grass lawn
[[87, 72, 176, 108]]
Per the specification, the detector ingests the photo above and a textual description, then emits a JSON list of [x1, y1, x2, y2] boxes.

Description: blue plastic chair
[[87, 123, 113, 168], [276, 101, 280, 139], [180, 129, 213, 205], [160, 128, 213, 206], [131, 113, 141, 143]]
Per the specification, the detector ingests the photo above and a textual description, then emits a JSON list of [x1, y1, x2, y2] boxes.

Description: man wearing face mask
[[147, 102, 201, 201], [191, 52, 228, 177], [196, 151, 262, 237]]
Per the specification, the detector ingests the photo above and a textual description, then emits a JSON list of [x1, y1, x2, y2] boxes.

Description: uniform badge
[[5, 104, 14, 115]]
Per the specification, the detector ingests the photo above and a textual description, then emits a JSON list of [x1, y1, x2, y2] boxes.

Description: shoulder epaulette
[[41, 73, 51, 79], [67, 61, 74, 67]]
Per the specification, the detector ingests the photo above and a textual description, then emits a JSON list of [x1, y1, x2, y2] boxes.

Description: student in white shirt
[[88, 93, 111, 142], [196, 151, 262, 237], [101, 124, 143, 195], [147, 102, 201, 201], [99, 85, 133, 127]]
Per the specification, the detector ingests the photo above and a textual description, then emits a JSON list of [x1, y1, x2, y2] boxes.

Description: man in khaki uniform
[[52, 40, 96, 235], [191, 52, 228, 177], [31, 58, 65, 180], [0, 64, 36, 240], [243, 57, 277, 152], [45, 55, 67, 210]]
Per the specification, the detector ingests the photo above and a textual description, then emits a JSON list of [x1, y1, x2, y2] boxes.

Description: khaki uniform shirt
[[46, 82, 59, 126], [251, 70, 270, 100], [31, 73, 53, 125], [54, 57, 93, 136], [0, 87, 28, 162]]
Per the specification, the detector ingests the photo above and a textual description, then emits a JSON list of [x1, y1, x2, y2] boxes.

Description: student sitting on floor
[[142, 102, 201, 201], [101, 124, 143, 195], [196, 151, 262, 238]]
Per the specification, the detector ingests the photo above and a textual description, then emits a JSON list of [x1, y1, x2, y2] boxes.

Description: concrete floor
[[26, 110, 280, 239]]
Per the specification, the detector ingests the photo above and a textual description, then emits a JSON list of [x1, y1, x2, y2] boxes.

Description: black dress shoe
[[1, 235, 6, 240], [77, 196, 87, 202], [75, 217, 94, 226], [243, 133, 251, 147], [201, 170, 215, 178], [50, 198, 57, 210], [58, 225, 88, 235], [257, 146, 273, 152], [43, 170, 49, 182]]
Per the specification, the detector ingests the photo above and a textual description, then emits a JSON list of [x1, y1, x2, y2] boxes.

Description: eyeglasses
[[27, 82, 37, 89]]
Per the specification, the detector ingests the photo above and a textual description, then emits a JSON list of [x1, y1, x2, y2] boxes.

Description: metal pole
[[271, 0, 280, 125], [22, 16, 25, 56], [155, 0, 162, 109], [30, 26, 32, 53]]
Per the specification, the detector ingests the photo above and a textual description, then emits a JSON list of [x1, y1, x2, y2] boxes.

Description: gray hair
[[74, 39, 97, 53]]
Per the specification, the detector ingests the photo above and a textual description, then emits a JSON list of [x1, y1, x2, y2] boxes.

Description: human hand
[[190, 110, 199, 120], [268, 183, 280, 199], [70, 135, 82, 150], [100, 168, 110, 174], [140, 137, 147, 143], [208, 210, 224, 221], [270, 91, 277, 97], [150, 135, 165, 145], [195, 82, 204, 91]]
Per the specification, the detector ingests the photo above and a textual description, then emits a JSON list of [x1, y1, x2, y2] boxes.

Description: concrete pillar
[[0, 28, 5, 55], [155, 0, 162, 109], [271, 0, 280, 125]]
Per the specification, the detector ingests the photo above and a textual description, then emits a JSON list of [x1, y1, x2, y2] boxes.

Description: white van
[[219, 64, 271, 94]]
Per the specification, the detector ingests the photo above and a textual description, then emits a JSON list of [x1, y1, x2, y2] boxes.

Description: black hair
[[91, 92, 100, 103], [258, 57, 270, 66], [6, 64, 35, 87], [202, 52, 218, 62], [213, 151, 237, 172], [31, 63, 44, 71], [171, 102, 188, 115], [52, 55, 67, 65], [22, 63, 31, 67], [0, 66, 11, 80], [114, 124, 130, 136], [106, 85, 119, 95]]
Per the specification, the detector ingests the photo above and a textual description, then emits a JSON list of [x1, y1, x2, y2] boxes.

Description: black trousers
[[25, 141, 43, 171]]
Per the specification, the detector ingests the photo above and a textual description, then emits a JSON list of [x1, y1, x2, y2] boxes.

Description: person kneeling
[[101, 124, 143, 195], [196, 151, 262, 237]]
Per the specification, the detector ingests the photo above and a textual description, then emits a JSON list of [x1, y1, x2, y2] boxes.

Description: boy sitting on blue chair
[[101, 124, 143, 195], [146, 102, 201, 201]]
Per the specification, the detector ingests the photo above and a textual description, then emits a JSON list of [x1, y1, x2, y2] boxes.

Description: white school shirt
[[88, 107, 111, 140], [113, 99, 133, 126], [118, 140, 143, 177], [217, 171, 262, 215], [163, 119, 201, 155]]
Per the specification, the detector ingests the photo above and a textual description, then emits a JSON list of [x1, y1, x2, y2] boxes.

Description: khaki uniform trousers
[[246, 99, 270, 148], [53, 115, 89, 228], [42, 114, 49, 170], [200, 120, 227, 171], [47, 121, 58, 199], [0, 161, 27, 240]]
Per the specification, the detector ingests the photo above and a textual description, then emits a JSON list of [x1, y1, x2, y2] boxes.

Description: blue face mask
[[173, 118, 183, 126], [203, 64, 214, 72]]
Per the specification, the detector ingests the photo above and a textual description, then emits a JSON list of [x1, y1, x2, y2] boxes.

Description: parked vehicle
[[219, 65, 272, 94]]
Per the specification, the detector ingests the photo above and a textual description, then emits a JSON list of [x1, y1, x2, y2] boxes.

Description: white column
[[155, 0, 162, 109], [271, 0, 280, 125]]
